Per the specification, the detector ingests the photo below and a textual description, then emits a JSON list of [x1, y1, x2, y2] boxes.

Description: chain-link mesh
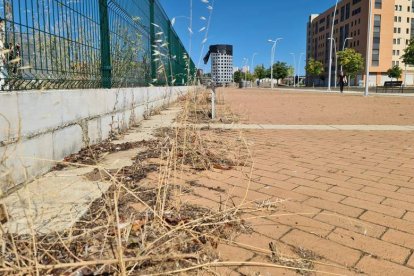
[[0, 0, 195, 91]]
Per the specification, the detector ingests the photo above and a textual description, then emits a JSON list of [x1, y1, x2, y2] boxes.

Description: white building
[[203, 45, 233, 85]]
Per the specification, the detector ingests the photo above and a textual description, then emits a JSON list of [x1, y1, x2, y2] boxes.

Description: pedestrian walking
[[256, 79, 260, 88], [338, 72, 347, 93]]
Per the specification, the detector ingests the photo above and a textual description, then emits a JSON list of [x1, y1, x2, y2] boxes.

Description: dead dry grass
[[0, 87, 354, 276], [0, 87, 254, 275], [176, 88, 239, 124]]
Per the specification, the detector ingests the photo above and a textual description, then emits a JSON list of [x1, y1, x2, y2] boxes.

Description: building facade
[[203, 45, 233, 84], [306, 0, 414, 86]]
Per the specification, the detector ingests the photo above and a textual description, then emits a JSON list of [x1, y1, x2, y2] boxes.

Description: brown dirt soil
[[222, 88, 414, 125]]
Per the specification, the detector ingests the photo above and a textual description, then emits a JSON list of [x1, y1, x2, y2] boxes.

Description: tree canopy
[[254, 65, 267, 80], [233, 70, 254, 82], [337, 48, 364, 78], [233, 71, 243, 83], [288, 66, 294, 77], [305, 58, 324, 86], [269, 62, 290, 83], [387, 65, 403, 81], [245, 71, 254, 81], [402, 39, 414, 65]]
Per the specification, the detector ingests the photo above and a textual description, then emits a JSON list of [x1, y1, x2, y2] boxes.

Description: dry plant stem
[[56, 233, 83, 263], [1, 214, 21, 271], [1, 88, 293, 275], [113, 186, 127, 276], [213, 236, 351, 271], [140, 196, 259, 256], [21, 185, 40, 276], [148, 261, 347, 276], [0, 254, 198, 273], [196, 210, 371, 232], [17, 157, 168, 225], [160, 147, 172, 216]]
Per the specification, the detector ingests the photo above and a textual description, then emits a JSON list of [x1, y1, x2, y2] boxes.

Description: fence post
[[98, 0, 112, 88], [149, 0, 157, 83]]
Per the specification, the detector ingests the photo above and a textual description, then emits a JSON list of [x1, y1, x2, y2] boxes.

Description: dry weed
[[0, 87, 355, 276], [0, 87, 253, 275]]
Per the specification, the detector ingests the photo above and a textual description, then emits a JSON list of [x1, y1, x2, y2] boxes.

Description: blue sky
[[159, 0, 334, 75]]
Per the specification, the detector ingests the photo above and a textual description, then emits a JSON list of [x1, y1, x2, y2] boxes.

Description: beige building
[[306, 0, 414, 86]]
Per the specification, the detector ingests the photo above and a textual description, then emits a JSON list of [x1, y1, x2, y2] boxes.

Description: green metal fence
[[0, 0, 195, 91]]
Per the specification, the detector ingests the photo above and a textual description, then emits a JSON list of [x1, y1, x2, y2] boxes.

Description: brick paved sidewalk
[[178, 89, 414, 275]]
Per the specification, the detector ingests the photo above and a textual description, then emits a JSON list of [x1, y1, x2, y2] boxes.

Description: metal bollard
[[211, 82, 216, 120]]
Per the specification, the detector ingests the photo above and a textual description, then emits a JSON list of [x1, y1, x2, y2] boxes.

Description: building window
[[372, 15, 381, 67], [340, 6, 345, 22], [345, 3, 350, 20], [352, 8, 361, 16], [375, 0, 382, 9]]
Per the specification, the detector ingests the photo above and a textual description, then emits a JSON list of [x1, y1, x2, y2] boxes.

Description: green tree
[[337, 48, 364, 84], [402, 39, 414, 65], [287, 66, 295, 86], [254, 65, 267, 80], [245, 71, 254, 81], [233, 71, 243, 83], [387, 65, 403, 81], [288, 66, 294, 78], [271, 62, 290, 84], [305, 58, 324, 87]]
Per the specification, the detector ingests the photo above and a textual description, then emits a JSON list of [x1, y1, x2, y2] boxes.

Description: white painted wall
[[0, 86, 191, 190], [381, 74, 393, 85], [405, 73, 414, 86]]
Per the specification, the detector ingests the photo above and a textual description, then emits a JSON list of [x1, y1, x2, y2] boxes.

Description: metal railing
[[0, 0, 195, 91]]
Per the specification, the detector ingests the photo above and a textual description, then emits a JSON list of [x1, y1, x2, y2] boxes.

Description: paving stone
[[314, 211, 386, 238], [356, 256, 414, 276], [407, 254, 414, 268], [360, 211, 414, 234], [382, 229, 414, 249], [293, 186, 346, 203], [273, 214, 335, 238], [341, 197, 405, 218], [304, 197, 364, 218], [328, 186, 384, 203], [281, 229, 362, 267], [237, 255, 298, 276], [328, 228, 411, 264]]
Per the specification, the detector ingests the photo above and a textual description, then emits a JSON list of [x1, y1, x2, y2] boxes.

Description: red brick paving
[[182, 89, 414, 274]]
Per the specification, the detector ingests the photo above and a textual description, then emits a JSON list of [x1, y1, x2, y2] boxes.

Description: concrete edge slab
[[174, 123, 414, 131]]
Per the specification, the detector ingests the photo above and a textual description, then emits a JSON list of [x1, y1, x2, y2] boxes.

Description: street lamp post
[[365, 0, 372, 96], [328, 38, 338, 88], [243, 58, 248, 85], [342, 37, 354, 52], [268, 38, 283, 90], [251, 52, 258, 74], [404, 63, 407, 87], [297, 52, 305, 87], [340, 37, 353, 73], [328, 0, 339, 91], [290, 53, 296, 87], [251, 52, 258, 87]]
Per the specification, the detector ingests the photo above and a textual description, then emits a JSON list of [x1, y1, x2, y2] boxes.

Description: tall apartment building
[[306, 0, 414, 86], [203, 45, 234, 85]]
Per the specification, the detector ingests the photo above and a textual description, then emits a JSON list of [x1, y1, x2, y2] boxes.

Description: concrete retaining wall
[[0, 86, 190, 190]]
